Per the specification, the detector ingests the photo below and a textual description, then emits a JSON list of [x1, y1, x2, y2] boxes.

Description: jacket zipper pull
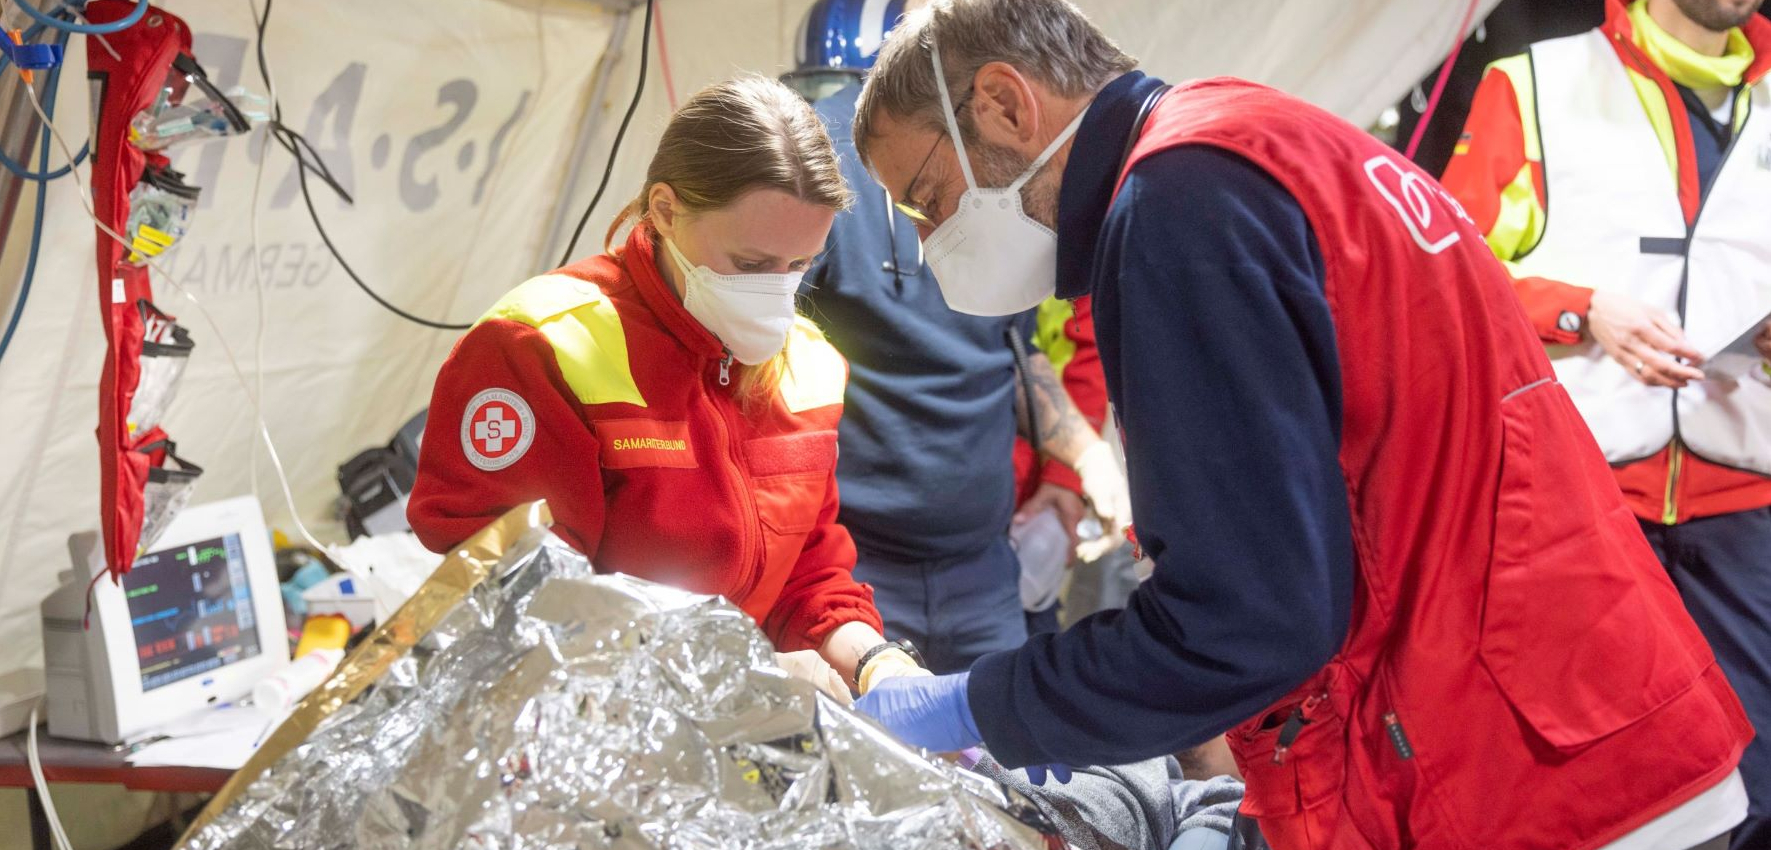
[[1271, 706, 1309, 765], [718, 351, 732, 387]]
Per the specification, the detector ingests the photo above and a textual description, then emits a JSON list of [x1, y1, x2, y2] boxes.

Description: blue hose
[[15, 0, 147, 36], [0, 18, 90, 180], [0, 142, 89, 180], [0, 28, 71, 364]]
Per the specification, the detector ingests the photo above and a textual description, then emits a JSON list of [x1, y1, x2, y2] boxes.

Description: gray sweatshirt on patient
[[969, 755, 1244, 850]]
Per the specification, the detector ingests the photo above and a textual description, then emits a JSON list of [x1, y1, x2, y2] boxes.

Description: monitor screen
[[124, 533, 264, 692]]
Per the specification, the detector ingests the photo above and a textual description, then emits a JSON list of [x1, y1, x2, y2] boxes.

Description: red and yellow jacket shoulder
[[1441, 0, 1771, 524], [408, 227, 881, 651], [1012, 295, 1109, 503]]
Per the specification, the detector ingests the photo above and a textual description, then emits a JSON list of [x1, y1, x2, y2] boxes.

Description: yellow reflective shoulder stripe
[[1490, 164, 1547, 261], [478, 274, 646, 408], [1033, 296, 1078, 376], [1482, 55, 1550, 260], [1490, 54, 1542, 162], [778, 318, 847, 414]]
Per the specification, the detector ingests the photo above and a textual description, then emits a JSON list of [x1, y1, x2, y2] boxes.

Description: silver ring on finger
[[1635, 360, 1646, 374]]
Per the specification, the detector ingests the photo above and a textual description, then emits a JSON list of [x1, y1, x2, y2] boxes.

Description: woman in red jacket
[[409, 78, 920, 694]]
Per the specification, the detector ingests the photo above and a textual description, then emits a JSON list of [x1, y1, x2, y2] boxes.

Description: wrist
[[1075, 439, 1113, 471], [950, 672, 982, 747], [856, 640, 926, 693], [857, 647, 924, 693]]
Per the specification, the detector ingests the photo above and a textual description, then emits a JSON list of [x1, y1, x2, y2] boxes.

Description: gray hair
[[853, 0, 1136, 168]]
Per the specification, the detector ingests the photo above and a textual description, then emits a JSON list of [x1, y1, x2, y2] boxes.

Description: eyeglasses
[[891, 134, 946, 228], [891, 91, 971, 229]]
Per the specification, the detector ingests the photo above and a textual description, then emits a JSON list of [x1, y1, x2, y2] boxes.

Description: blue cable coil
[[15, 0, 147, 36]]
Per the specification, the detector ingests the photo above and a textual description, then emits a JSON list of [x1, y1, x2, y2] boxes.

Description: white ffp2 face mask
[[665, 238, 802, 365], [922, 39, 1089, 317]]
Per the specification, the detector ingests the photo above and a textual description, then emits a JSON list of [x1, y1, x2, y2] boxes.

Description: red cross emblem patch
[[459, 388, 535, 471]]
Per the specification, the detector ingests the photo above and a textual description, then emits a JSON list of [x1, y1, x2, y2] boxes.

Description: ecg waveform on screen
[[175, 546, 230, 566], [125, 532, 264, 692]]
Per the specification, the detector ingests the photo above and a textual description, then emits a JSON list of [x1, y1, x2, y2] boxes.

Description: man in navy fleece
[[852, 10, 1352, 768]]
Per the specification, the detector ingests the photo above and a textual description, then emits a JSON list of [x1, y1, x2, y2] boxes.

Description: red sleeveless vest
[[1115, 79, 1751, 850]]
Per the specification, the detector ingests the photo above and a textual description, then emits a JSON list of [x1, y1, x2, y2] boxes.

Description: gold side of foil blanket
[[176, 500, 1053, 849], [180, 501, 554, 843]]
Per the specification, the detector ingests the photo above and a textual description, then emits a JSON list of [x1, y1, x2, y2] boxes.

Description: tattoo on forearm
[[1019, 355, 1097, 466]]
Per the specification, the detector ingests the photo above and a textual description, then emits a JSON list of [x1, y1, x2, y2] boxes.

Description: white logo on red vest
[[460, 388, 535, 471], [1363, 155, 1474, 255]]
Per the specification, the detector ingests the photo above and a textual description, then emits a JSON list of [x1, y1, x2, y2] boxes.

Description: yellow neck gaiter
[[1629, 0, 1754, 89]]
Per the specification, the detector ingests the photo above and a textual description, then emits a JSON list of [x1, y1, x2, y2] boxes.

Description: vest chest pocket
[[745, 431, 838, 536], [1479, 380, 1710, 750]]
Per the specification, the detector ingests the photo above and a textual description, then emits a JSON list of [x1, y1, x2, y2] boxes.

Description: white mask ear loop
[[930, 37, 1091, 196], [930, 39, 978, 190], [1008, 106, 1089, 194]]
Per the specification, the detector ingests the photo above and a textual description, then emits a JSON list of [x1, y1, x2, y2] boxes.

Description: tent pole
[[535, 7, 636, 272], [0, 69, 45, 320]]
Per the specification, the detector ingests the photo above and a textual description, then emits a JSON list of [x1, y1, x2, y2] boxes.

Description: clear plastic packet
[[129, 54, 263, 152], [127, 299, 194, 436], [124, 166, 200, 265], [137, 439, 204, 555]]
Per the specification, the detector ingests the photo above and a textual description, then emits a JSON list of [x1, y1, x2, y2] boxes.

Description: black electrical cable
[[250, 0, 470, 330], [556, 0, 654, 268], [1006, 328, 1042, 460]]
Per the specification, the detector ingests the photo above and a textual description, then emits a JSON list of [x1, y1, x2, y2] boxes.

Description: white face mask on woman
[[665, 237, 802, 365]]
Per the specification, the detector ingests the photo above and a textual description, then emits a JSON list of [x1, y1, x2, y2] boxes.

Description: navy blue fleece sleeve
[[968, 146, 1354, 768]]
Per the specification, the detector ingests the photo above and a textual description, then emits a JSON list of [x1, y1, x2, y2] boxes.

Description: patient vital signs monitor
[[41, 496, 288, 743]]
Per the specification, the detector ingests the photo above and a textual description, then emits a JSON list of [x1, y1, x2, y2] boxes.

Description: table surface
[[0, 728, 233, 793]]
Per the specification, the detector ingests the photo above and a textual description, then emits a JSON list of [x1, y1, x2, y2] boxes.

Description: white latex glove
[[1074, 440, 1131, 563], [857, 647, 932, 695], [773, 650, 852, 706]]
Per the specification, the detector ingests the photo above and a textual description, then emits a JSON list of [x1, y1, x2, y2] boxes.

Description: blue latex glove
[[853, 671, 982, 753], [1023, 763, 1074, 786], [854, 674, 1073, 783]]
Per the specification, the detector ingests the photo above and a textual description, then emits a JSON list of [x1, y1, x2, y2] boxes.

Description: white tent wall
[[0, 0, 616, 684], [0, 0, 1496, 717]]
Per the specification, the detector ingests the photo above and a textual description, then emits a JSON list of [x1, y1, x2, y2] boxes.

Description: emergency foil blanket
[[180, 511, 1050, 849]]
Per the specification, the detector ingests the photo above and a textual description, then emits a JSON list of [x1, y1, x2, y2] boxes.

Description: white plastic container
[[300, 573, 377, 630], [252, 648, 344, 716], [1012, 508, 1070, 612]]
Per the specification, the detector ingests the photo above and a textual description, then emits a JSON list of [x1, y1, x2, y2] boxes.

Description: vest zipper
[[1666, 92, 1749, 497], [1662, 442, 1684, 525], [703, 355, 762, 603], [1270, 691, 1328, 765]]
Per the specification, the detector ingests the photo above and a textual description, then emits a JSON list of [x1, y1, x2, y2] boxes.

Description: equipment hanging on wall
[[85, 1, 260, 580]]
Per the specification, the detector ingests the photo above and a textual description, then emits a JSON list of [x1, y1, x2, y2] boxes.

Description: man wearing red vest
[[847, 1, 1753, 848], [1442, 3, 1771, 844]]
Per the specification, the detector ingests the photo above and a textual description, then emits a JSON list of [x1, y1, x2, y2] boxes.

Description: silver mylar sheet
[[180, 533, 1055, 850]]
